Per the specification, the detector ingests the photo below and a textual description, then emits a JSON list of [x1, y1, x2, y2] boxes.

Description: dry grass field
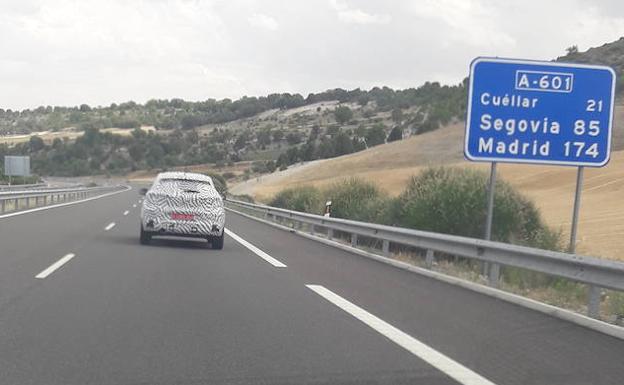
[[126, 161, 251, 183], [232, 105, 624, 260], [0, 126, 155, 146]]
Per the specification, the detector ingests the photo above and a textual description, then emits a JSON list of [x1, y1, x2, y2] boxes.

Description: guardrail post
[[327, 228, 333, 240], [25, 197, 30, 209], [488, 264, 500, 288], [425, 249, 435, 269], [14, 198, 18, 210], [44, 195, 48, 205], [587, 285, 601, 319], [1, 199, 5, 213], [309, 224, 315, 235], [351, 233, 357, 247], [382, 239, 390, 256]]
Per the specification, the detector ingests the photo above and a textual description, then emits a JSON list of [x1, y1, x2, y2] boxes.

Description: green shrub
[[392, 167, 560, 250], [269, 185, 323, 214], [323, 178, 391, 223]]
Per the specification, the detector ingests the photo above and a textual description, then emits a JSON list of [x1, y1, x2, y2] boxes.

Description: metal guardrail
[[226, 198, 624, 319], [0, 185, 125, 214]]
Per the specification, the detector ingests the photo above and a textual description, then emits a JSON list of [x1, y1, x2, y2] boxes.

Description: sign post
[[484, 161, 498, 284], [465, 58, 615, 288], [569, 166, 584, 253]]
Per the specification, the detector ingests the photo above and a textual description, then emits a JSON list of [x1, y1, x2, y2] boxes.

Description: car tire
[[140, 225, 151, 245], [211, 232, 224, 250]]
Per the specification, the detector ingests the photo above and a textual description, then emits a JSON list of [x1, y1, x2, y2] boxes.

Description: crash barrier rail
[[0, 185, 126, 214], [226, 198, 624, 320]]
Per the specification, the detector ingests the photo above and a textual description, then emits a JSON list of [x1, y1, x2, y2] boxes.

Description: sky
[[0, 0, 623, 110]]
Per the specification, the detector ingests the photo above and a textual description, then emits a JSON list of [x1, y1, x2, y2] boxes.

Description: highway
[[0, 186, 622, 385]]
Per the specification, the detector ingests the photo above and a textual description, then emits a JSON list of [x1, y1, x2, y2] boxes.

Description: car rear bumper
[[141, 217, 225, 237]]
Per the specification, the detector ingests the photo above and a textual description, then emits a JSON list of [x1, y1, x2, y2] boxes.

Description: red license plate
[[171, 213, 194, 221]]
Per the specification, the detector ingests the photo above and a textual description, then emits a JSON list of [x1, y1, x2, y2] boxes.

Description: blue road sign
[[465, 58, 616, 167]]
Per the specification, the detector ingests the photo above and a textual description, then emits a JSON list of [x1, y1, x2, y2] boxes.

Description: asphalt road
[[0, 186, 622, 385]]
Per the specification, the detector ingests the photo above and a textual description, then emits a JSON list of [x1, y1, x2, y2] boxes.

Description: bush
[[323, 178, 391, 223], [392, 167, 560, 250], [269, 185, 323, 214]]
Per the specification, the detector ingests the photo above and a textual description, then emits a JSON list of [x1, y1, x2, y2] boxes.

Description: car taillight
[[171, 213, 194, 221]]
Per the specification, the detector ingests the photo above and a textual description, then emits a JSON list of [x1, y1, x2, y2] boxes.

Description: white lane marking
[[132, 204, 137, 208], [0, 186, 132, 220], [306, 285, 497, 385], [224, 228, 287, 268], [104, 222, 116, 231], [35, 253, 76, 279], [123, 210, 129, 216]]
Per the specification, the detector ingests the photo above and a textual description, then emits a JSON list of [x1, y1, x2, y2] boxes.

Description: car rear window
[[158, 178, 213, 192]]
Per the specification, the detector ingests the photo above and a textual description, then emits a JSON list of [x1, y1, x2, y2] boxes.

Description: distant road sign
[[465, 58, 616, 167], [4, 156, 31, 176]]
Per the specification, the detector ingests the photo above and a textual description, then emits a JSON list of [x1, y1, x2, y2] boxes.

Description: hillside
[[0, 83, 465, 177], [231, 104, 624, 261], [557, 37, 624, 94]]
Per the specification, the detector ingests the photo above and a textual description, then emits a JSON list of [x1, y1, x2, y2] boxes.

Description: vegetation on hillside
[[0, 82, 467, 176], [557, 37, 624, 94], [0, 127, 225, 176], [0, 83, 465, 136]]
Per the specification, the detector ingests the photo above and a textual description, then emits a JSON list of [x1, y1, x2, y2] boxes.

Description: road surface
[[0, 186, 622, 385]]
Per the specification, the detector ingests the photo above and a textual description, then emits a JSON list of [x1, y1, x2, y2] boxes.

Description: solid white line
[[306, 285, 497, 385], [104, 222, 116, 231], [123, 210, 129, 216], [224, 228, 286, 267], [35, 253, 76, 279], [0, 186, 132, 220]]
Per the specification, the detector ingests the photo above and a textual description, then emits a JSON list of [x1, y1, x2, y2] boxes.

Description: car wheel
[[211, 232, 224, 250], [140, 225, 151, 245]]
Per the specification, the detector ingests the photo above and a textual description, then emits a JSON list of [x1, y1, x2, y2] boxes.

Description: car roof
[[155, 172, 214, 186]]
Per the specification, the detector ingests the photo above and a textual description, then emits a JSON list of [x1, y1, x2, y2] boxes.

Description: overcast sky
[[0, 0, 623, 110]]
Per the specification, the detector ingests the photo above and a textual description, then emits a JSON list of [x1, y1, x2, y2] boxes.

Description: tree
[[333, 106, 353, 124], [257, 129, 272, 146], [365, 123, 386, 147], [565, 45, 579, 55], [333, 132, 354, 156], [308, 125, 321, 141], [357, 95, 370, 106], [272, 129, 284, 142], [79, 104, 91, 112], [387, 127, 403, 142], [234, 133, 248, 150], [29, 135, 45, 152], [391, 108, 403, 123], [286, 132, 302, 145]]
